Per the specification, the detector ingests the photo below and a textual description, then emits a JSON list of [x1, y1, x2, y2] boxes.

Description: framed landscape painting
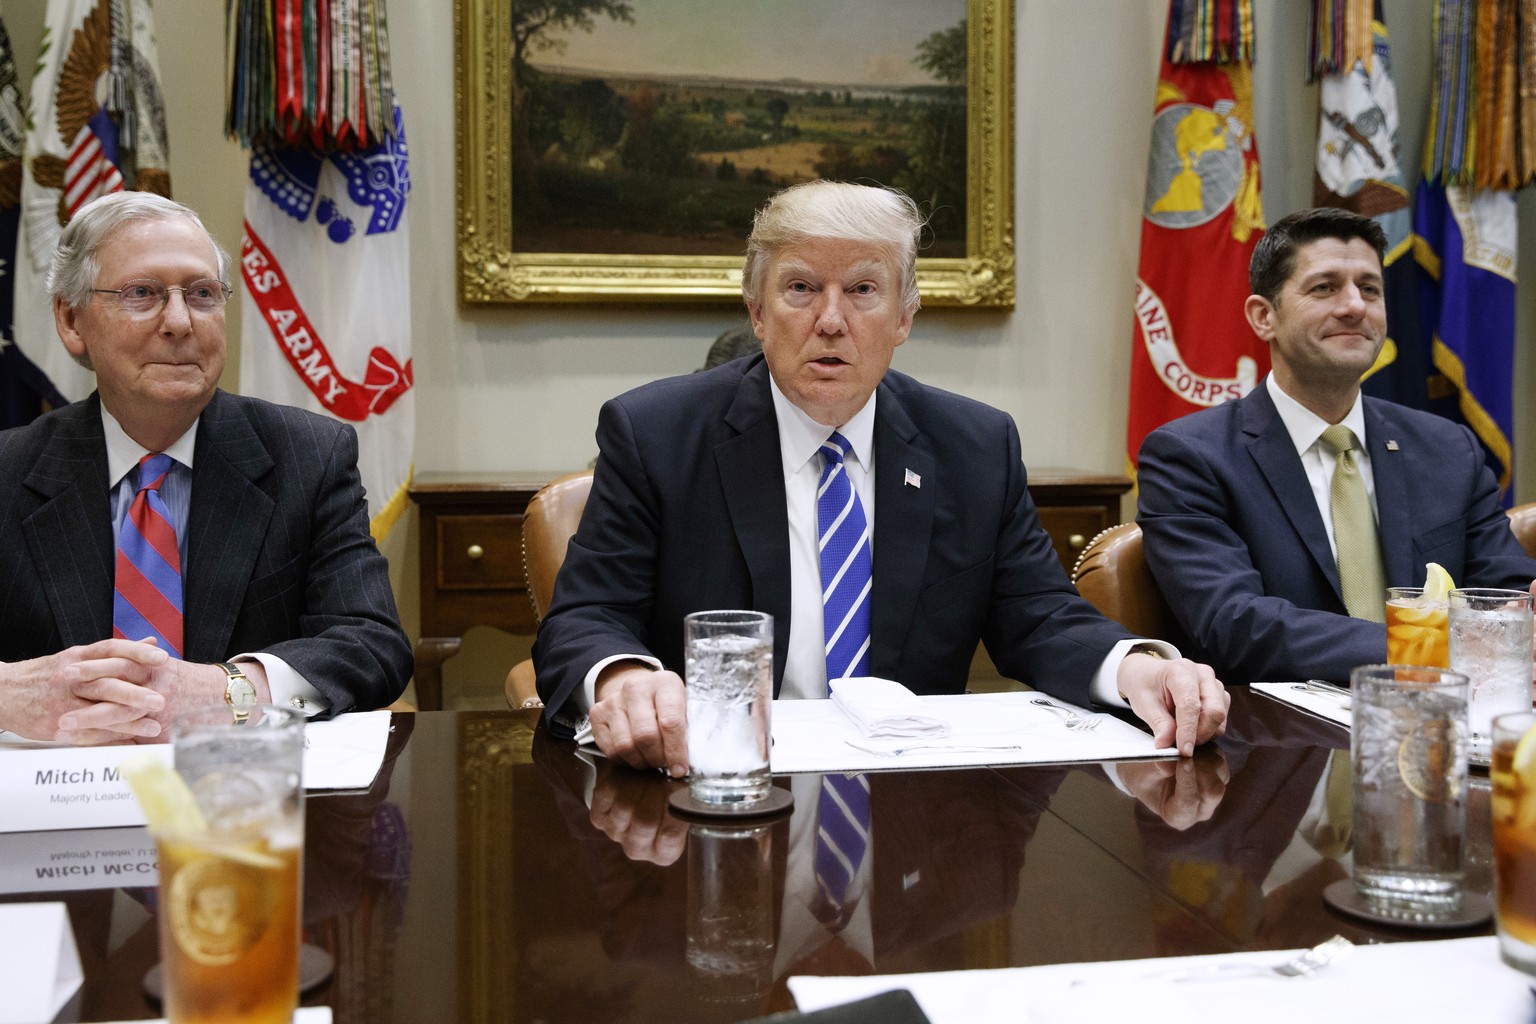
[[455, 0, 1013, 307]]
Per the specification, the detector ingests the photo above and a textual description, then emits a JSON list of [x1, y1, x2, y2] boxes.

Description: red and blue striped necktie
[[113, 453, 183, 659]]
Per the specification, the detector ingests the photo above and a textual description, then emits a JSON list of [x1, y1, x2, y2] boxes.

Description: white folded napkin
[[830, 677, 952, 738]]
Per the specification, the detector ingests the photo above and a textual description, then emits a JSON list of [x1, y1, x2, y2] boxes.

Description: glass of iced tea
[[1386, 586, 1449, 667], [161, 705, 305, 1024], [1491, 710, 1536, 979]]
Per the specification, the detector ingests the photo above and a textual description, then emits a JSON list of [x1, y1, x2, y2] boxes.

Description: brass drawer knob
[[1069, 533, 1086, 550], [466, 544, 485, 560]]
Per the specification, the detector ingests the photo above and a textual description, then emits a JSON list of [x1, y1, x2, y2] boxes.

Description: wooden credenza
[[1025, 467, 1135, 573], [409, 467, 1132, 709]]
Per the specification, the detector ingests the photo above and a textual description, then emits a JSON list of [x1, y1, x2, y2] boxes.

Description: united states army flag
[[238, 106, 414, 540]]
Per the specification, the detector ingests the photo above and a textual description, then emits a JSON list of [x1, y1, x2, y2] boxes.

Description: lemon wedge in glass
[[1422, 562, 1455, 600], [120, 754, 206, 838]]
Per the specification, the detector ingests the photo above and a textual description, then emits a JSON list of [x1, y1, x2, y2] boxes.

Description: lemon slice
[[120, 754, 206, 838], [1422, 562, 1455, 600], [1515, 726, 1536, 789], [1397, 720, 1461, 803]]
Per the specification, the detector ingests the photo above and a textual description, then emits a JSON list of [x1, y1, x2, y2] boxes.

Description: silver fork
[[1292, 680, 1353, 709], [1031, 697, 1100, 731], [1141, 935, 1356, 983]]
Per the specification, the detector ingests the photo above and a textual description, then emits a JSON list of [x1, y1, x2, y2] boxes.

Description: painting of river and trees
[[510, 0, 969, 258]]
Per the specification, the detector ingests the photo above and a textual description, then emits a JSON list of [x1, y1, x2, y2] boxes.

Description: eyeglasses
[[89, 279, 232, 316]]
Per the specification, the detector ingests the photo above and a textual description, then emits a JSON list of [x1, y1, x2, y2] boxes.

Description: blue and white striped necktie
[[818, 431, 872, 681]]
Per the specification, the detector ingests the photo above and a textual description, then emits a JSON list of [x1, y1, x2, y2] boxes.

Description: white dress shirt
[[101, 406, 326, 715], [1264, 374, 1378, 562]]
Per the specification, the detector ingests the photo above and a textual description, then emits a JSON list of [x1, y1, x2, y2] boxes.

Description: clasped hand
[[0, 639, 249, 745]]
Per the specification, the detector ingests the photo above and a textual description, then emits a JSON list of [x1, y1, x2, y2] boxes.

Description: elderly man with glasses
[[0, 190, 411, 743]]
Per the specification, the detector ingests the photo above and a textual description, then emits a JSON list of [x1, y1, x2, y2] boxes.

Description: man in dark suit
[[534, 180, 1228, 773], [0, 191, 411, 743], [1137, 207, 1536, 683]]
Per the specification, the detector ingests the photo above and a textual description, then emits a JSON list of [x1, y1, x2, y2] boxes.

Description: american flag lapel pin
[[904, 468, 921, 488]]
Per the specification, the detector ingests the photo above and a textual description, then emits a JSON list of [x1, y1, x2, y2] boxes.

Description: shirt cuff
[[580, 653, 664, 712], [239, 653, 328, 718], [1089, 638, 1182, 708]]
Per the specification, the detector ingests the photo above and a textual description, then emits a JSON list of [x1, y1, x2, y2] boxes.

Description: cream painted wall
[[5, 1, 1533, 695]]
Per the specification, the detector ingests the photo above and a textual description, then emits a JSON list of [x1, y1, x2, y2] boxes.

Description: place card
[[0, 745, 170, 833], [0, 711, 394, 833], [0, 903, 83, 1024]]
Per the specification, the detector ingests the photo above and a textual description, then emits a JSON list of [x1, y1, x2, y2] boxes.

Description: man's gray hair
[[742, 180, 924, 314], [47, 191, 233, 309]]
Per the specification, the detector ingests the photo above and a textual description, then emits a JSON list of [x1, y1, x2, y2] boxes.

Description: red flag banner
[[1126, 52, 1268, 474]]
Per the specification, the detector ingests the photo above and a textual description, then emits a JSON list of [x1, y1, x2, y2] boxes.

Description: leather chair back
[[1508, 502, 1536, 560], [1070, 522, 1179, 640], [507, 470, 594, 710], [523, 470, 595, 621]]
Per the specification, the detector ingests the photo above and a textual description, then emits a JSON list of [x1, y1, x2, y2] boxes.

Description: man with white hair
[[535, 180, 1229, 774], [0, 190, 411, 743]]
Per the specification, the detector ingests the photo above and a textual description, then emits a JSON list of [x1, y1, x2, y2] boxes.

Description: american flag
[[64, 111, 124, 217]]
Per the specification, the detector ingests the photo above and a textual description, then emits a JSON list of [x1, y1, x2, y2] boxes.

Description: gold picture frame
[[454, 0, 1013, 308]]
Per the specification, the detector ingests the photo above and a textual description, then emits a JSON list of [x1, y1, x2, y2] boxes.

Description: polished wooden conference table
[[8, 688, 1498, 1023]]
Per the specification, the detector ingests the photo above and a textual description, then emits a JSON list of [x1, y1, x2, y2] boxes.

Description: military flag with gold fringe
[[11, 0, 172, 409], [1127, 0, 1267, 474], [229, 0, 413, 541], [1414, 0, 1526, 503]]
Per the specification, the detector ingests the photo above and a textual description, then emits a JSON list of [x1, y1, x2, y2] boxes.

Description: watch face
[[227, 678, 258, 708]]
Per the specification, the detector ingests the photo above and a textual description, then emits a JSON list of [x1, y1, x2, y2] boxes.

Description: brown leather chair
[[1069, 522, 1179, 641], [505, 471, 595, 709], [1508, 501, 1536, 559]]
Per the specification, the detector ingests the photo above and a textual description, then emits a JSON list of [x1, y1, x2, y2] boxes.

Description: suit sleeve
[[978, 416, 1136, 704], [1137, 426, 1384, 682], [256, 423, 412, 714], [532, 398, 666, 726]]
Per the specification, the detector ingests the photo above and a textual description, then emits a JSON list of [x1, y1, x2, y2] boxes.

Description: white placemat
[[788, 936, 1532, 1024]]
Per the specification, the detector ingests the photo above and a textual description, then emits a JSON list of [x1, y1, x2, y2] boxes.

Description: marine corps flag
[[12, 0, 172, 406], [1127, 0, 1267, 474]]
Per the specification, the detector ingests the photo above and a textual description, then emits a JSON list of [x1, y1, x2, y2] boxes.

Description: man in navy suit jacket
[[0, 191, 410, 743], [534, 181, 1229, 774], [1137, 207, 1536, 683]]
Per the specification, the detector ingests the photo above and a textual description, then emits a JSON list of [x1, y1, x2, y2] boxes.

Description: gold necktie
[[1320, 425, 1386, 622]]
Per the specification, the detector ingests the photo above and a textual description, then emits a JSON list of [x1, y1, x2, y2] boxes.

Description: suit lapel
[[1242, 386, 1343, 599], [1364, 399, 1414, 586], [717, 362, 793, 687], [184, 392, 276, 662], [870, 385, 933, 677], [21, 397, 114, 645]]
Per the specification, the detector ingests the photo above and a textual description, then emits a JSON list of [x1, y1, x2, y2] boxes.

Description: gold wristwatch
[[220, 662, 258, 723]]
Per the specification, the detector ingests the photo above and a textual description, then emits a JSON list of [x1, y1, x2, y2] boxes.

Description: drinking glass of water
[[1350, 664, 1469, 921], [1449, 588, 1534, 763], [685, 610, 773, 808]]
